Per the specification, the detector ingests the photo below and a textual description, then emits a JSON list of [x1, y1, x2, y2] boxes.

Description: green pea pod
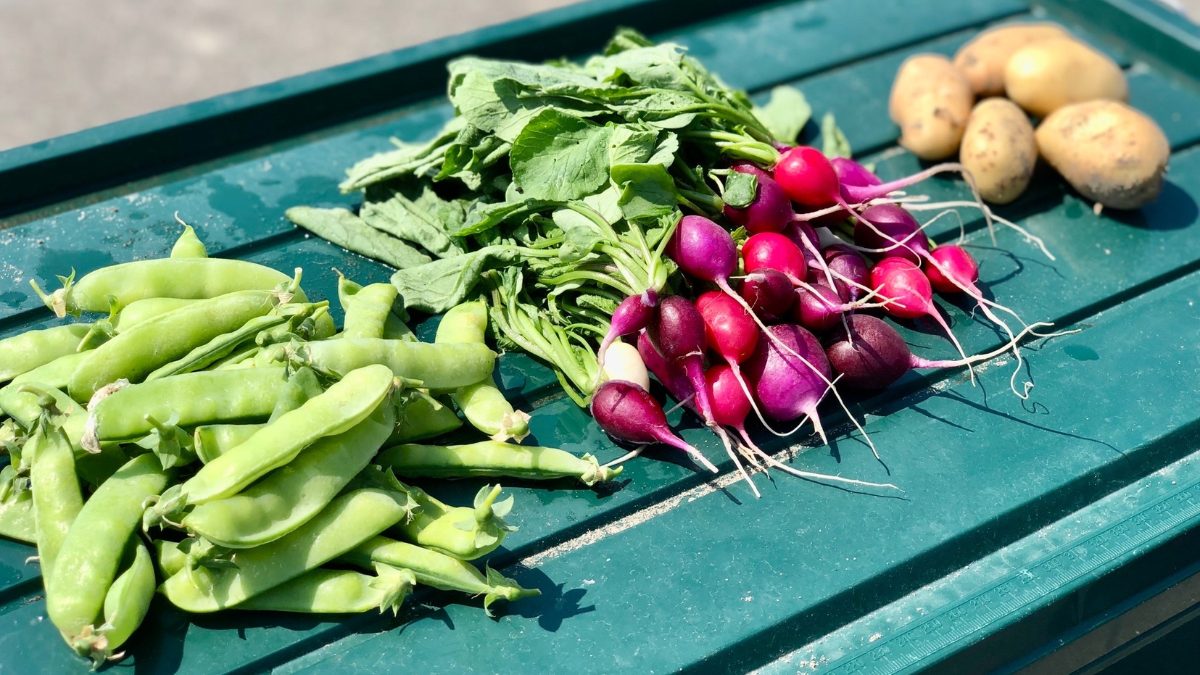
[[30, 258, 303, 318], [0, 352, 89, 430], [182, 398, 395, 548], [75, 540, 156, 665], [0, 485, 36, 545], [159, 487, 416, 613], [342, 280, 400, 339], [342, 536, 539, 616], [236, 563, 415, 615], [83, 367, 291, 448], [391, 482, 515, 561], [193, 424, 263, 464], [0, 324, 93, 383], [155, 540, 187, 578], [269, 366, 324, 422], [271, 339, 495, 391], [69, 289, 283, 400], [75, 443, 135, 491], [338, 273, 416, 342], [45, 454, 170, 648], [388, 391, 462, 443], [113, 297, 197, 332], [170, 223, 208, 258], [147, 364, 395, 526], [378, 440, 621, 486], [143, 312, 295, 381], [435, 301, 529, 442], [29, 415, 85, 581]]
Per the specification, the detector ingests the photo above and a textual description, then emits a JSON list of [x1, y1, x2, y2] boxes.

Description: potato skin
[[1036, 100, 1168, 210], [960, 98, 1036, 204], [889, 54, 974, 160], [1005, 38, 1127, 117], [953, 23, 1069, 96]]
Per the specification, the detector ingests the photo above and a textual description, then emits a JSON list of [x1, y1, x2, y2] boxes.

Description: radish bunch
[[591, 145, 1055, 496]]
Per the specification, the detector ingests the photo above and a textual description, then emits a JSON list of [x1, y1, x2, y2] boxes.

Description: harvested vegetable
[[953, 22, 1070, 96], [888, 54, 974, 160], [1005, 37, 1127, 117], [960, 98, 1037, 205]]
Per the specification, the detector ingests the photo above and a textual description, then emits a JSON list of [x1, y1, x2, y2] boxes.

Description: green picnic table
[[2, 0, 1199, 671]]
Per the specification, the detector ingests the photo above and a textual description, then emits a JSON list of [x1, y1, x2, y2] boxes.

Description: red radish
[[724, 169, 793, 234], [597, 289, 658, 362], [696, 291, 759, 365], [925, 245, 979, 295], [649, 296, 716, 426], [869, 257, 972, 377], [739, 270, 794, 321], [741, 232, 807, 282], [773, 146, 840, 208], [591, 379, 716, 473]]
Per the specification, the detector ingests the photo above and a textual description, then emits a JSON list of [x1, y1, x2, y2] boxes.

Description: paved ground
[[0, 0, 1196, 151], [0, 0, 577, 150]]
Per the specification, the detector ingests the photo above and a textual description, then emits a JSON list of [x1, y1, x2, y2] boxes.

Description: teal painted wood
[[0, 0, 1198, 672]]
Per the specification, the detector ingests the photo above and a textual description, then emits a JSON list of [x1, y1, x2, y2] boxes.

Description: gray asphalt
[[0, 0, 578, 150]]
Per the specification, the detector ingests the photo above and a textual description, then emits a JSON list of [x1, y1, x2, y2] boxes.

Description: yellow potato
[[1036, 100, 1168, 210], [1005, 38, 1127, 117], [888, 54, 974, 160], [960, 98, 1036, 205], [953, 23, 1070, 96]]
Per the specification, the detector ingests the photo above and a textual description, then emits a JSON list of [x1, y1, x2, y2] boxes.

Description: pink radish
[[597, 290, 658, 362], [696, 290, 759, 365], [740, 232, 807, 282], [869, 257, 973, 378], [924, 244, 979, 295], [591, 379, 716, 473], [773, 146, 840, 208]]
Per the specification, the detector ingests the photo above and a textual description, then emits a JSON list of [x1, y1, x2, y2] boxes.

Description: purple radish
[[824, 246, 870, 302], [597, 289, 659, 362], [832, 157, 882, 198], [724, 168, 794, 235], [637, 330, 696, 408], [591, 379, 717, 473], [853, 204, 931, 262], [794, 283, 853, 333], [650, 296, 716, 426], [744, 324, 832, 432], [739, 270, 795, 322]]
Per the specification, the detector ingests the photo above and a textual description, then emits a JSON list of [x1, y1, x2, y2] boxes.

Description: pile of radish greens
[[289, 29, 1055, 496]]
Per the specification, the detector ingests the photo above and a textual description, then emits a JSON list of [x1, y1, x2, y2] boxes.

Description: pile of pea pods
[[0, 225, 622, 667]]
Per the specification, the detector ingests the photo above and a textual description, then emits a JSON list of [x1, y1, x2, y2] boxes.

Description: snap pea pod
[[83, 367, 291, 448], [46, 454, 170, 646], [144, 310, 302, 381], [343, 536, 539, 615], [391, 482, 514, 561], [159, 487, 414, 612], [435, 301, 529, 442], [182, 399, 395, 548], [193, 424, 262, 464], [29, 415, 85, 580], [75, 540, 156, 665], [155, 540, 187, 578], [147, 364, 395, 525], [269, 366, 323, 422], [379, 441, 621, 486], [113, 297, 197, 331], [0, 486, 36, 544], [267, 339, 496, 391], [340, 278, 400, 339], [388, 390, 462, 443], [236, 563, 415, 615], [75, 443, 136, 491], [338, 274, 416, 342], [0, 323, 92, 383], [170, 224, 208, 258], [69, 289, 282, 400], [31, 258, 305, 318], [210, 344, 260, 370], [0, 352, 89, 430]]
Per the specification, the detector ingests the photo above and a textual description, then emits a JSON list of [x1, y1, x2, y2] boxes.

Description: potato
[[960, 98, 1036, 204], [888, 54, 974, 160], [1005, 38, 1127, 117], [1036, 100, 1168, 209], [953, 23, 1070, 96]]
